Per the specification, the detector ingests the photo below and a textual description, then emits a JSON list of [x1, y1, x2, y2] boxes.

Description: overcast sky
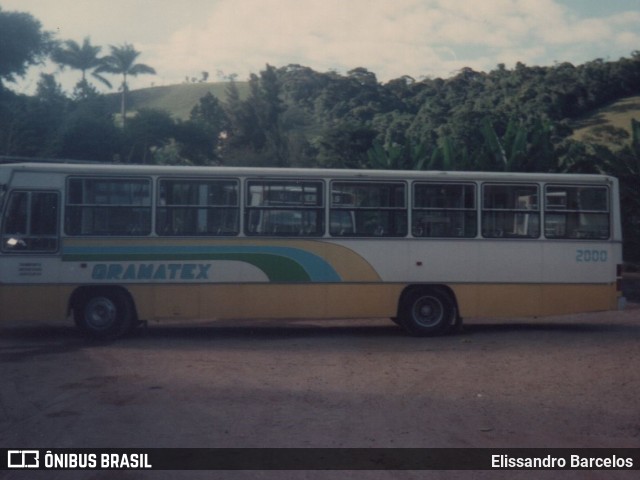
[[3, 0, 640, 94]]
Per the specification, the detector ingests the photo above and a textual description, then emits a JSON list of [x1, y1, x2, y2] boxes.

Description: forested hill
[[3, 54, 639, 259], [120, 55, 640, 171]]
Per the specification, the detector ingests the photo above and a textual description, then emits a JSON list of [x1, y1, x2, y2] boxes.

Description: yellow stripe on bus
[[451, 283, 618, 317], [0, 282, 617, 324]]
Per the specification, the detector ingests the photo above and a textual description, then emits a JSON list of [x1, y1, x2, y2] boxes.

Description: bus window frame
[[412, 182, 477, 238], [244, 178, 325, 237], [329, 180, 408, 238], [543, 184, 611, 240], [481, 183, 540, 239], [65, 176, 153, 237], [156, 176, 240, 237]]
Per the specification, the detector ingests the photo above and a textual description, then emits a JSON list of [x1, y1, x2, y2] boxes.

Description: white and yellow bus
[[0, 162, 624, 338]]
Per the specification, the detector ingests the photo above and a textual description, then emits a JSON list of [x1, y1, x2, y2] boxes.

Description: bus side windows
[[157, 179, 239, 236], [544, 186, 609, 239], [65, 178, 151, 236], [330, 182, 407, 237], [1, 191, 59, 252], [245, 180, 324, 236], [412, 183, 477, 238], [482, 184, 539, 238]]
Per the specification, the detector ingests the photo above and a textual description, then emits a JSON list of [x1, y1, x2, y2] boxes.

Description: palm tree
[[98, 43, 156, 126], [51, 37, 111, 93]]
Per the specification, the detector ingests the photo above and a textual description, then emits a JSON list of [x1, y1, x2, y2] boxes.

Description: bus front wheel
[[74, 289, 133, 340], [399, 287, 455, 336]]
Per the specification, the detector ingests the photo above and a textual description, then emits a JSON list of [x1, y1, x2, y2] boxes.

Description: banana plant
[[478, 117, 558, 172], [366, 139, 430, 170], [423, 135, 469, 171], [479, 117, 527, 171]]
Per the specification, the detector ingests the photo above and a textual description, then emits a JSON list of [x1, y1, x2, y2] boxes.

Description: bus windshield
[[0, 184, 6, 214]]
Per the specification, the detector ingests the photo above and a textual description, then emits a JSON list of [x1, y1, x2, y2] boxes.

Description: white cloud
[[145, 0, 479, 82], [143, 0, 638, 85], [3, 0, 639, 92]]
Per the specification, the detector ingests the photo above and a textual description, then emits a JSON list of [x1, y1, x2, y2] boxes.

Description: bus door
[[0, 188, 62, 321]]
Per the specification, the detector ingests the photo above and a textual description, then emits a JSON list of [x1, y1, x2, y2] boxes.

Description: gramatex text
[[91, 263, 211, 281]]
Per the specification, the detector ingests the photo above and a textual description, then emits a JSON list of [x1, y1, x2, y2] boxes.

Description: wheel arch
[[68, 285, 138, 322], [397, 284, 459, 316], [397, 283, 462, 335]]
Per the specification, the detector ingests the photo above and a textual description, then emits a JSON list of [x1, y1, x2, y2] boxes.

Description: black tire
[[74, 289, 133, 340], [398, 287, 455, 337]]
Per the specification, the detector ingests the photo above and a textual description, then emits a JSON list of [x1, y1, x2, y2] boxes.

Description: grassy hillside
[[119, 81, 640, 148], [570, 95, 640, 148], [111, 81, 248, 120]]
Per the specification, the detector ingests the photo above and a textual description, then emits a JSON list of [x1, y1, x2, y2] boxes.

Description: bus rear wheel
[[399, 287, 455, 336], [74, 289, 133, 340]]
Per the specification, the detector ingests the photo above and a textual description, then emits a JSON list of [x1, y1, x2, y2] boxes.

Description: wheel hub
[[412, 295, 444, 328], [85, 297, 116, 330]]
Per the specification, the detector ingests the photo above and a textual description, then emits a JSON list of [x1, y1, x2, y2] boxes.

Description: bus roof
[[0, 161, 616, 185]]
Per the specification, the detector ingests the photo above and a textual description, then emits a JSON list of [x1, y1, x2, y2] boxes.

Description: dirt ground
[[1, 303, 640, 480]]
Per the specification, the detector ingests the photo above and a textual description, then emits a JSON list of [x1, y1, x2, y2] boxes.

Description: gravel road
[[1, 304, 639, 479]]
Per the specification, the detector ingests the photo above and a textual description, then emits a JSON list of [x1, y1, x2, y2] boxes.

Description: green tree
[[53, 97, 122, 162], [604, 119, 640, 263], [52, 37, 111, 97], [0, 74, 69, 157], [98, 43, 156, 126], [124, 109, 175, 164], [249, 65, 289, 166], [223, 65, 290, 166], [177, 92, 229, 164], [0, 7, 53, 88], [190, 92, 228, 138], [316, 121, 377, 169], [347, 67, 378, 87]]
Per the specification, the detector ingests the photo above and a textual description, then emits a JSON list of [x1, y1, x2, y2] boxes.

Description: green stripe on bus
[[63, 252, 310, 282]]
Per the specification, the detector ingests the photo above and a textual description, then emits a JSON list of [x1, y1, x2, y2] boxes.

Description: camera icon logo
[[7, 450, 40, 468]]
